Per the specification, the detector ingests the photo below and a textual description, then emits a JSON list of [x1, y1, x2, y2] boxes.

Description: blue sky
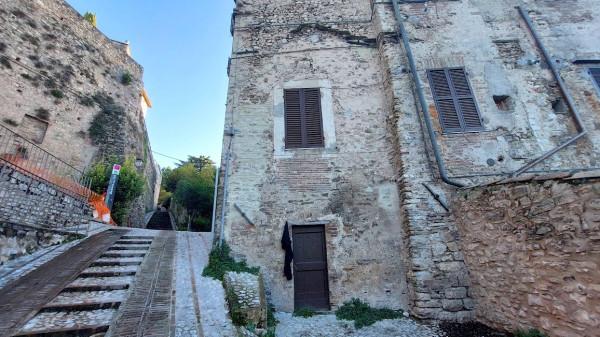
[[67, 0, 234, 168]]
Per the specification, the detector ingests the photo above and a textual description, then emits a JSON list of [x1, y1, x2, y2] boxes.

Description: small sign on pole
[[105, 164, 121, 211]]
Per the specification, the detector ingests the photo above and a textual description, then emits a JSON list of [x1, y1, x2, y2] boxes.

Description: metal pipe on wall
[[390, 2, 590, 189], [390, 0, 466, 188], [210, 166, 220, 237], [512, 7, 588, 177]]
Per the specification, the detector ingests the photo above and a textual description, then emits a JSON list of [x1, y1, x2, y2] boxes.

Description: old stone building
[[0, 0, 161, 224], [217, 0, 600, 334]]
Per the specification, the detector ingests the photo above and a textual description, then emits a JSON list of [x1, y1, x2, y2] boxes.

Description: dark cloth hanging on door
[[281, 221, 294, 280]]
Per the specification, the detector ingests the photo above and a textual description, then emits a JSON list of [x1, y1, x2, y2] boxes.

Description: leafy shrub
[[293, 307, 316, 318], [121, 72, 133, 85], [226, 287, 247, 326], [85, 157, 145, 225], [80, 96, 95, 107], [2, 118, 18, 127], [202, 242, 259, 281], [35, 108, 50, 120], [83, 12, 97, 27], [335, 298, 403, 329], [50, 89, 64, 99], [88, 93, 125, 145], [515, 329, 547, 337], [0, 56, 12, 69]]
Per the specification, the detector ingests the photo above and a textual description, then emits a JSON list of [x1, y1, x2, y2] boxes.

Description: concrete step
[[91, 258, 143, 266], [108, 245, 151, 251], [47, 290, 128, 306], [68, 276, 135, 288], [41, 300, 121, 312], [62, 284, 130, 292], [100, 252, 146, 258], [121, 235, 154, 240], [116, 240, 153, 245]]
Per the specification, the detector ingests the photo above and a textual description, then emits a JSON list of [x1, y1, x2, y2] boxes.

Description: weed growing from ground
[[293, 307, 317, 318], [335, 298, 403, 328], [515, 329, 546, 337], [202, 242, 259, 281]]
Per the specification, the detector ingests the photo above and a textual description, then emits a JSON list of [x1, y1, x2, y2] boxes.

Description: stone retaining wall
[[452, 178, 600, 337], [0, 164, 92, 229], [223, 271, 267, 330], [0, 221, 81, 265]]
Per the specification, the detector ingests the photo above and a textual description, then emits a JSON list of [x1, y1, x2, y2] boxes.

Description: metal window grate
[[427, 67, 484, 133], [284, 88, 324, 149]]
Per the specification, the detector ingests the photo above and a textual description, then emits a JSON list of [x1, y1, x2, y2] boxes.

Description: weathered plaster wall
[[453, 176, 600, 337], [218, 0, 409, 312], [218, 0, 600, 322], [396, 0, 600, 178], [0, 0, 160, 226]]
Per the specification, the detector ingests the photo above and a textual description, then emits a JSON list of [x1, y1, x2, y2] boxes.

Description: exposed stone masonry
[[217, 0, 600, 327], [0, 164, 92, 229], [453, 176, 600, 337], [223, 271, 267, 329], [0, 0, 160, 226]]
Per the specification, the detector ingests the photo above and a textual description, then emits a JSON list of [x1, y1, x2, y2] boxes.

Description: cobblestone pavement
[[275, 313, 443, 337], [174, 231, 237, 337]]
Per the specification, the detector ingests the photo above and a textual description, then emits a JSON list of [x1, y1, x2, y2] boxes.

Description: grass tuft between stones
[[293, 307, 317, 318], [335, 298, 403, 329], [202, 242, 259, 281], [515, 329, 547, 337]]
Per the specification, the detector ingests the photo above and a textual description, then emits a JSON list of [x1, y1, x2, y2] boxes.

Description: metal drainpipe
[[219, 138, 233, 247], [512, 7, 588, 176], [391, 0, 465, 188], [210, 166, 220, 236]]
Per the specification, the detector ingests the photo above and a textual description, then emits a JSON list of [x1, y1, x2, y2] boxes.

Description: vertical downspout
[[219, 138, 233, 247], [391, 0, 465, 187], [210, 166, 220, 236], [512, 7, 588, 176]]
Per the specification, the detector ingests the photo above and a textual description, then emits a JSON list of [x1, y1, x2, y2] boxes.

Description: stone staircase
[[146, 211, 173, 231]]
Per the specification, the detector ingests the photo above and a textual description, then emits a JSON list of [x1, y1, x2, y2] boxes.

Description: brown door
[[292, 225, 330, 310]]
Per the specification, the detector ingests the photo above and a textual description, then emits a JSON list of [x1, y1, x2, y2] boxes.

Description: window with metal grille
[[427, 67, 484, 133], [284, 88, 324, 149], [591, 68, 600, 94]]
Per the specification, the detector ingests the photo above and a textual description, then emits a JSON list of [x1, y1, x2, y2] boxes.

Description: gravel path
[[275, 312, 443, 337]]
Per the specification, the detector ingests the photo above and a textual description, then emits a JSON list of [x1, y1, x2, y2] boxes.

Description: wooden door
[[292, 225, 330, 310]]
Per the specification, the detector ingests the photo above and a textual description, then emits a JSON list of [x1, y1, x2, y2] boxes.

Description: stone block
[[445, 287, 467, 299], [442, 299, 464, 312]]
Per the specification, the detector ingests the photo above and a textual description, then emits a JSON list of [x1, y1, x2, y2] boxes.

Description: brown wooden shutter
[[284, 88, 324, 148], [284, 89, 303, 148], [428, 68, 483, 133]]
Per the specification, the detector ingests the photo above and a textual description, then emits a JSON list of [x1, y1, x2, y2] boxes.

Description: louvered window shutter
[[591, 68, 600, 93], [427, 68, 483, 133], [284, 88, 324, 149]]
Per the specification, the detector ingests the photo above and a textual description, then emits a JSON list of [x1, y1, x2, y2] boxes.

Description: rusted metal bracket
[[234, 203, 255, 226]]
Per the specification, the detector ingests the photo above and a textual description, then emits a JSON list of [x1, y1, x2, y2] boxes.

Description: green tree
[[178, 155, 213, 171], [160, 156, 216, 231], [86, 157, 145, 225]]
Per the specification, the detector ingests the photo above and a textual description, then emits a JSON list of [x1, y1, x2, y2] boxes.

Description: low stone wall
[[0, 221, 81, 265], [223, 271, 267, 331], [0, 164, 92, 229], [452, 177, 600, 337]]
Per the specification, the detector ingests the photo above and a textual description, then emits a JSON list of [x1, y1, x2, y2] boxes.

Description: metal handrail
[[0, 123, 94, 199]]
